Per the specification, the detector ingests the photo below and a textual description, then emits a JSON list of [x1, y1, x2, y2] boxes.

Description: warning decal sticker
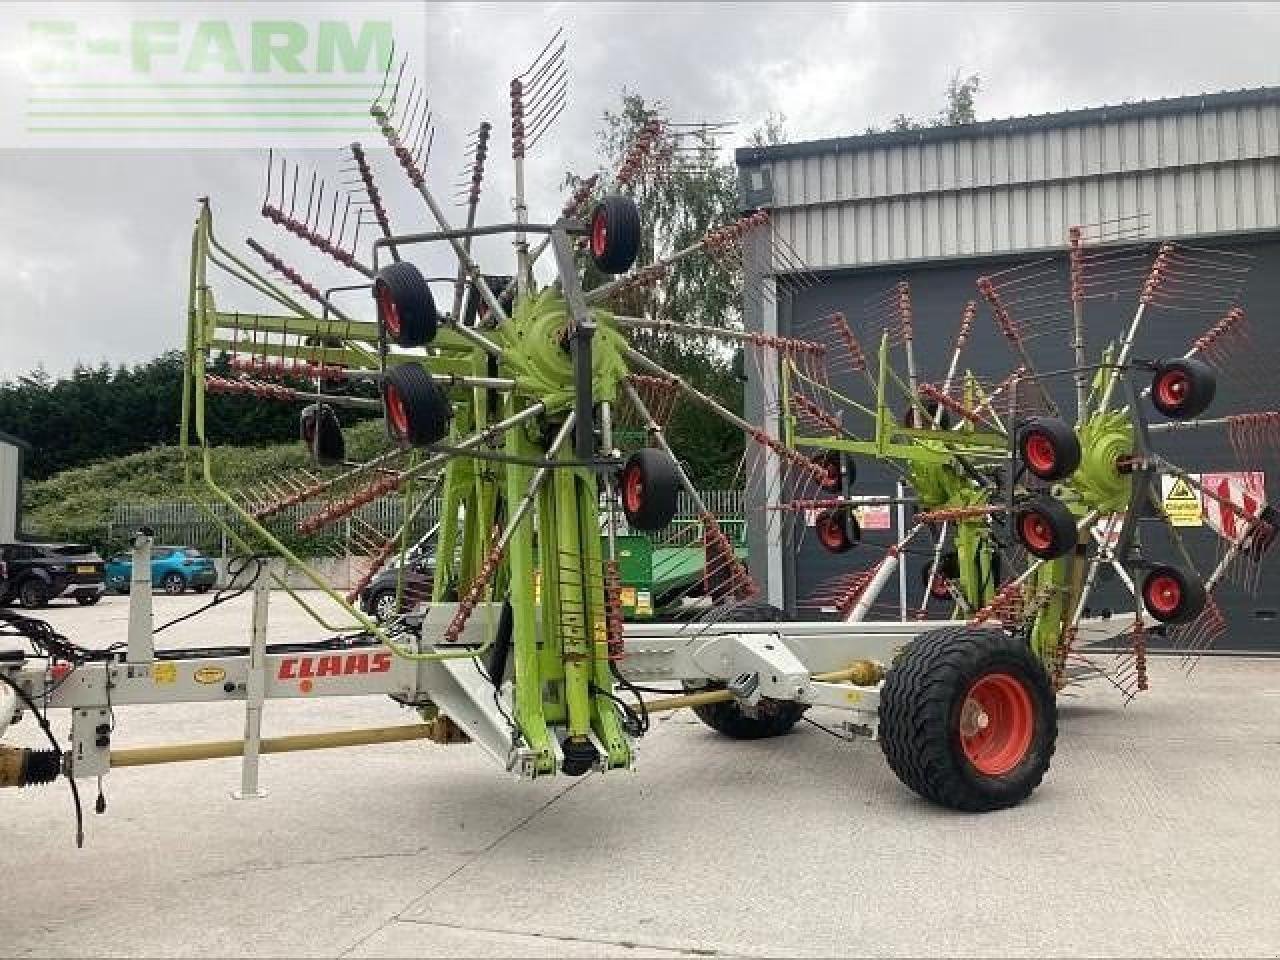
[[1160, 475, 1203, 527]]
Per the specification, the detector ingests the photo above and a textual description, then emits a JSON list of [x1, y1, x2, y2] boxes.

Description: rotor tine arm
[[977, 275, 1058, 417], [245, 238, 352, 321], [623, 346, 828, 486], [1068, 225, 1088, 425], [450, 121, 491, 320], [934, 300, 976, 423], [1095, 243, 1174, 416], [349, 142, 399, 263], [841, 525, 926, 623]]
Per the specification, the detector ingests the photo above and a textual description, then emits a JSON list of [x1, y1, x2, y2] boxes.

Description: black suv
[[0, 542, 106, 608]]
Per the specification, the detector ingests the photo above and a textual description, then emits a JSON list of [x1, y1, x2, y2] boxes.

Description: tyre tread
[[879, 626, 1057, 811]]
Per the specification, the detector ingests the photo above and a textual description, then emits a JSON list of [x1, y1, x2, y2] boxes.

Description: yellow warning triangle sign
[[1166, 477, 1198, 502]]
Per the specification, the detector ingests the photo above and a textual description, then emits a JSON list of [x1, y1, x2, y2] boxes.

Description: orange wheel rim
[[384, 385, 409, 438], [376, 283, 401, 337], [1024, 432, 1057, 475], [1019, 511, 1053, 552], [1144, 573, 1183, 617], [817, 514, 845, 550], [1155, 369, 1189, 410], [591, 210, 608, 258], [623, 465, 644, 513], [960, 672, 1034, 776]]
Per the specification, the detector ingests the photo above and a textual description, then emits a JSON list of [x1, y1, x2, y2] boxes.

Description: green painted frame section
[[182, 199, 636, 775], [780, 327, 1123, 676]]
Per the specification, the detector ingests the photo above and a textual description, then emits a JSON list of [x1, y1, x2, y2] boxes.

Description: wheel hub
[[959, 699, 990, 737], [959, 672, 1034, 776], [1024, 432, 1057, 474]]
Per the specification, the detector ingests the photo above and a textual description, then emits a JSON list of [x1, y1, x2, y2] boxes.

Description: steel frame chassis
[[0, 535, 1131, 793]]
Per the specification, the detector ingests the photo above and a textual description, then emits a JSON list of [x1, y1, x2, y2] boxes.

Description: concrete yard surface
[[3, 593, 1280, 957]]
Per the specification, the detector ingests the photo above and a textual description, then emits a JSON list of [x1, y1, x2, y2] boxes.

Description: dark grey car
[[359, 556, 435, 621]]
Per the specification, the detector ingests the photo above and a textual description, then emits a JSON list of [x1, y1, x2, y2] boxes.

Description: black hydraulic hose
[[484, 599, 514, 687]]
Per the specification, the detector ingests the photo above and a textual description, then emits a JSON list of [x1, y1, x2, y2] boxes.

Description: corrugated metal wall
[[755, 99, 1280, 269]]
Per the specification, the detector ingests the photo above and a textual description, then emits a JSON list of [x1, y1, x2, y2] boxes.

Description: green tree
[[0, 351, 375, 480], [870, 71, 982, 134]]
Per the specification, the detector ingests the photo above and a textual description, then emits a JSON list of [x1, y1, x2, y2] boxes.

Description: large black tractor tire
[[880, 626, 1057, 812], [587, 196, 641, 274], [687, 603, 808, 740], [383, 363, 452, 448], [374, 261, 439, 348]]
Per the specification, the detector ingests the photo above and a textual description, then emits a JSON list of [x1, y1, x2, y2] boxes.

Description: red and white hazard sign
[[1200, 471, 1266, 545]]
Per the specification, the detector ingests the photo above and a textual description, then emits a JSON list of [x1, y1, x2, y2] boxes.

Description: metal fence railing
[[110, 490, 746, 559]]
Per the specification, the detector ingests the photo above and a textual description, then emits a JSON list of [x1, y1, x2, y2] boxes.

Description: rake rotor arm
[[244, 238, 357, 324], [370, 109, 512, 334], [977, 276, 1058, 417], [841, 525, 927, 622], [614, 316, 826, 358], [260, 204, 376, 279], [1147, 415, 1255, 434], [1096, 245, 1173, 417], [349, 142, 400, 264], [204, 377, 381, 412], [1068, 227, 1088, 425], [403, 402, 548, 483], [451, 122, 491, 319], [624, 346, 828, 484], [624, 346, 772, 440]]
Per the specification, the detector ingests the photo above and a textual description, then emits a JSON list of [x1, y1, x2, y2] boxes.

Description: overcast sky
[[1, 1, 1277, 380]]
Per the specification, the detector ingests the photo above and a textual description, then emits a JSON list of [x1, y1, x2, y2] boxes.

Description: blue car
[[105, 546, 218, 595]]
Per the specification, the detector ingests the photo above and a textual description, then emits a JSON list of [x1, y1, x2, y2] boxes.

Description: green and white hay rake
[[777, 226, 1277, 700], [4, 39, 1278, 843]]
